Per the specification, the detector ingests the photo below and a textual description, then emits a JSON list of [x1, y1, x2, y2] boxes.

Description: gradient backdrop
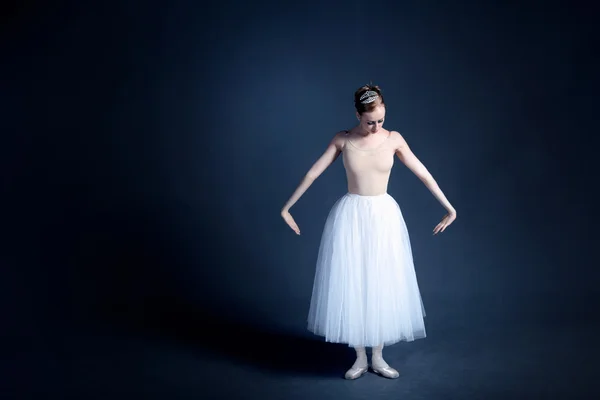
[[2, 0, 598, 398]]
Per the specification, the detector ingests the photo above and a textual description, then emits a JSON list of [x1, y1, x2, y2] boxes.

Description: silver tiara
[[359, 90, 378, 104]]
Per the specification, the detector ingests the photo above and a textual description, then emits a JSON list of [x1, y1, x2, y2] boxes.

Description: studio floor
[[7, 306, 597, 400]]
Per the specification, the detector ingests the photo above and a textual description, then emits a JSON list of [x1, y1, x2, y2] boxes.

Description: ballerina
[[281, 84, 457, 379]]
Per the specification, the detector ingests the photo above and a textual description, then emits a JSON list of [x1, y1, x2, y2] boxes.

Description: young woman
[[281, 84, 456, 379]]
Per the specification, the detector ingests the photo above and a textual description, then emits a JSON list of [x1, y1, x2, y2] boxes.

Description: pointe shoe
[[344, 364, 368, 380], [371, 364, 399, 379]]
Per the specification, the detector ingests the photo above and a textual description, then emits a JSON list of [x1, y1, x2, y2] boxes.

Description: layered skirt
[[307, 193, 426, 348]]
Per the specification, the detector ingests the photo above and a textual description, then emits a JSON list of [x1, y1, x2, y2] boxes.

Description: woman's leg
[[371, 344, 400, 379], [344, 346, 368, 380]]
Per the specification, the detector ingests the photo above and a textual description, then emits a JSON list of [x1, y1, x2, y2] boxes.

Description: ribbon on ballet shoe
[[371, 365, 399, 379], [344, 365, 368, 380]]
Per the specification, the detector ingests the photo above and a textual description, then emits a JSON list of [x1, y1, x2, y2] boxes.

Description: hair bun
[[354, 84, 385, 114]]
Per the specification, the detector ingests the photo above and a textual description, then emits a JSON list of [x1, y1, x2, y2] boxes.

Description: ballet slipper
[[371, 363, 399, 379], [344, 364, 369, 380], [371, 344, 399, 379], [345, 346, 368, 380]]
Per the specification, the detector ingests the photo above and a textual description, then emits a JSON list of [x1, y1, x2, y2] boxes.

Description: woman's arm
[[393, 131, 456, 217], [281, 132, 344, 214]]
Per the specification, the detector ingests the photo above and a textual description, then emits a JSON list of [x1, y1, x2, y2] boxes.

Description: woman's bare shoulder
[[388, 130, 408, 149], [330, 129, 351, 149], [388, 130, 403, 139]]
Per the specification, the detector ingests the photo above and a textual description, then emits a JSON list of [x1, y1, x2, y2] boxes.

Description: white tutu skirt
[[307, 193, 426, 348]]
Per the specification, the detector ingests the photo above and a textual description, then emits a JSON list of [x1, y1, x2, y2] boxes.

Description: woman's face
[[357, 105, 386, 134]]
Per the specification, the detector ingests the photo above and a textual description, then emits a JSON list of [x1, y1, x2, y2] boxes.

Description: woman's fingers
[[433, 212, 457, 235], [284, 213, 301, 235]]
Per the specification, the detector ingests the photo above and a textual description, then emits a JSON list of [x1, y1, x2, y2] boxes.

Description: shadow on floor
[[106, 304, 356, 379]]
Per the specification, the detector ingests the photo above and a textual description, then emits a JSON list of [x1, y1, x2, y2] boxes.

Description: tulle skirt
[[307, 192, 426, 348]]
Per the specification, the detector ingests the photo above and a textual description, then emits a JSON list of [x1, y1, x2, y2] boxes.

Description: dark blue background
[[2, 1, 598, 398]]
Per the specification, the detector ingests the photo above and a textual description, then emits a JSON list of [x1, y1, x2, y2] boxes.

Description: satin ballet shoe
[[371, 365, 399, 379], [344, 364, 369, 380]]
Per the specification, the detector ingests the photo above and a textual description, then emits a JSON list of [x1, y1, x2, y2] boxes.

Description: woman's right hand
[[281, 210, 301, 235]]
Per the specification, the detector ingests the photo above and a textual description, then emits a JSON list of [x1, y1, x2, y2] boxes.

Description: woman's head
[[354, 84, 386, 134]]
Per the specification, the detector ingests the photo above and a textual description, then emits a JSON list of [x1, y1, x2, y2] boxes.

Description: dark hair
[[354, 84, 385, 114]]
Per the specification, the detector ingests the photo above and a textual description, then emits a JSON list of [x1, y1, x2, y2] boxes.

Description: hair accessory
[[359, 90, 378, 104]]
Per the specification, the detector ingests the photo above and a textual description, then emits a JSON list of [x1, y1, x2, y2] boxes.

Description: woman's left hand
[[433, 210, 456, 235]]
